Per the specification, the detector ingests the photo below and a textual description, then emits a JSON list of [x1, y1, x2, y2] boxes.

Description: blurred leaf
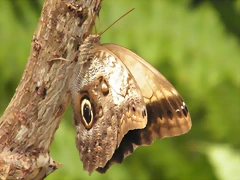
[[204, 143, 240, 180]]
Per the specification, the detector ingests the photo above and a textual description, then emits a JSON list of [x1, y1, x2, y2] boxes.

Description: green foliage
[[0, 0, 239, 179]]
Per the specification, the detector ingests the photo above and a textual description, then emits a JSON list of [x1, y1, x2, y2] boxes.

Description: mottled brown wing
[[72, 35, 148, 174], [96, 44, 192, 173]]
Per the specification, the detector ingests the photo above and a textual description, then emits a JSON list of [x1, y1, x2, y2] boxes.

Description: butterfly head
[[85, 34, 101, 44], [79, 34, 101, 62]]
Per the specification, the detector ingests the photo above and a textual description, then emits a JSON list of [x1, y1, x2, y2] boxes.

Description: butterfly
[[71, 34, 191, 174]]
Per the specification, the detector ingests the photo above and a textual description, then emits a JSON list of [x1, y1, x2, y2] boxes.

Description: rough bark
[[0, 0, 102, 179]]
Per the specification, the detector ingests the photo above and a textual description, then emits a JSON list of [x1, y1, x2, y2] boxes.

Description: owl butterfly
[[71, 32, 191, 174]]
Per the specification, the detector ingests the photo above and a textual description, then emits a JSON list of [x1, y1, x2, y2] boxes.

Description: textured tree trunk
[[0, 0, 102, 179]]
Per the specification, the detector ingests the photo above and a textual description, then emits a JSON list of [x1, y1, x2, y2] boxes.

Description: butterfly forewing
[[103, 44, 191, 140]]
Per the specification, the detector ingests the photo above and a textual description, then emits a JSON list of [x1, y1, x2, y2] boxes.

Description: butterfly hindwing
[[71, 35, 147, 174]]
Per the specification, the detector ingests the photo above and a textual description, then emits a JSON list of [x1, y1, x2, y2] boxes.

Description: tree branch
[[0, 0, 102, 179]]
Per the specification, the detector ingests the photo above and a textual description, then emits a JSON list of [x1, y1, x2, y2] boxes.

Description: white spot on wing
[[171, 89, 178, 95], [106, 55, 128, 105]]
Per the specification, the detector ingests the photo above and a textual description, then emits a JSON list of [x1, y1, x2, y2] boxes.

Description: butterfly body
[[71, 34, 191, 174]]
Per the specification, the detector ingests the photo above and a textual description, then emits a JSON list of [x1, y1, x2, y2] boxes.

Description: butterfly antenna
[[99, 8, 135, 36]]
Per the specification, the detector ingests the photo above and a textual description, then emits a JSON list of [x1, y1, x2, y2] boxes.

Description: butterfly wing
[[96, 43, 191, 173], [104, 43, 192, 138], [72, 38, 147, 173]]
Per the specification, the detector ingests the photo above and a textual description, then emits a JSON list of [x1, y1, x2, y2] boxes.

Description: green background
[[0, 0, 240, 179]]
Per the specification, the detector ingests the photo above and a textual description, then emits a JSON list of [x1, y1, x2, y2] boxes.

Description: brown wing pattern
[[96, 44, 191, 173], [73, 35, 148, 173]]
